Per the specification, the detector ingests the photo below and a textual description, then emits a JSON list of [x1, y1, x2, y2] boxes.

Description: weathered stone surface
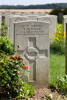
[[5, 14, 21, 26], [38, 15, 57, 37], [8, 16, 28, 42], [14, 21, 49, 87], [25, 15, 39, 20], [5, 12, 48, 38], [8, 15, 38, 42], [5, 12, 13, 26], [5, 13, 57, 43], [5, 12, 47, 26], [14, 12, 47, 16]]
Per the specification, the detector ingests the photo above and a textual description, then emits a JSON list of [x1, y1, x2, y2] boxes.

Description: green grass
[[50, 53, 65, 86]]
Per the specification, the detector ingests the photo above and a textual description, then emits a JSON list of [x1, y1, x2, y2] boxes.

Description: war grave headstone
[[14, 21, 49, 87], [38, 15, 57, 38]]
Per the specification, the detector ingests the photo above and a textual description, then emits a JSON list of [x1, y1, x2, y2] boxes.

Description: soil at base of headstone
[[28, 87, 67, 100], [0, 88, 67, 100]]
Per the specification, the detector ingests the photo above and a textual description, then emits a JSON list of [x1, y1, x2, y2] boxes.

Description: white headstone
[[14, 21, 49, 87]]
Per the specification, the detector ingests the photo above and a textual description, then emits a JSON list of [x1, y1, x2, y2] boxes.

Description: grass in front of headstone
[[50, 53, 65, 88]]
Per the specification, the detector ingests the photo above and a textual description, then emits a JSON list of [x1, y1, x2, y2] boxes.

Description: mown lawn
[[50, 54, 65, 86]]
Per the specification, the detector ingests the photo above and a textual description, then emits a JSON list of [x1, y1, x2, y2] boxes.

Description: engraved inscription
[[15, 22, 49, 35]]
